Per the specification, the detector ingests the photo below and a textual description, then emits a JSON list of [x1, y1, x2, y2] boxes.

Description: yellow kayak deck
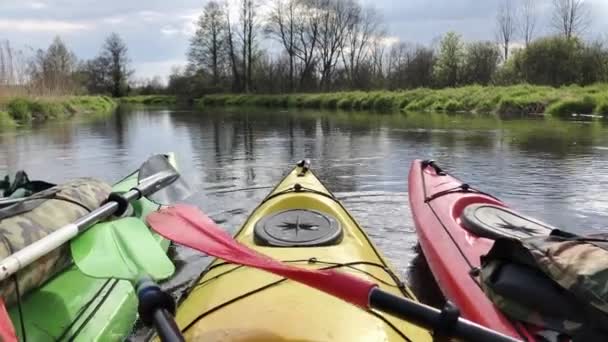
[[174, 162, 432, 341]]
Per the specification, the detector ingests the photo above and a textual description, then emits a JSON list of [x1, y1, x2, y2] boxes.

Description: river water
[[1, 106, 608, 324]]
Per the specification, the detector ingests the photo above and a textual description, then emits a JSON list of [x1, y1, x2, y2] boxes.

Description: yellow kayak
[[173, 161, 432, 341]]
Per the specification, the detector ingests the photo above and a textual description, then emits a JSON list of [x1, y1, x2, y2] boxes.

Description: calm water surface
[[1, 106, 608, 324]]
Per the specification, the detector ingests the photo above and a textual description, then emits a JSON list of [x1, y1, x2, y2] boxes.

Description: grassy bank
[[0, 96, 116, 126], [120, 95, 177, 106], [195, 84, 608, 117]]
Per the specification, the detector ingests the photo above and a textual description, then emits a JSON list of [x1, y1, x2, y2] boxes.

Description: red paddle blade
[[0, 299, 17, 342], [147, 204, 376, 309]]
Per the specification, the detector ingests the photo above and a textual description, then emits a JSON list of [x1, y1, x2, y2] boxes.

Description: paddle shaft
[[370, 289, 521, 342], [0, 171, 178, 281], [153, 309, 184, 342]]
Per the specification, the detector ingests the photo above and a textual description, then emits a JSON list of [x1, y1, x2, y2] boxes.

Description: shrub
[[0, 111, 16, 127], [546, 96, 597, 117], [7, 98, 31, 121]]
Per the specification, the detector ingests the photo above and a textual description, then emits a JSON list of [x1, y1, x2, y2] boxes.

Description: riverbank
[[119, 95, 177, 106], [0, 96, 116, 127], [194, 84, 608, 117]]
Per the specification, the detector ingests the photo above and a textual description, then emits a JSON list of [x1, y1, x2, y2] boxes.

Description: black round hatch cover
[[254, 209, 343, 247]]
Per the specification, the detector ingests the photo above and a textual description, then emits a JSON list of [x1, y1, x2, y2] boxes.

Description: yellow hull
[[175, 163, 432, 341]]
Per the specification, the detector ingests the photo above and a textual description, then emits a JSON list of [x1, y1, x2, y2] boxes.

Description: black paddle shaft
[[369, 289, 522, 342], [137, 278, 184, 342], [153, 309, 184, 342]]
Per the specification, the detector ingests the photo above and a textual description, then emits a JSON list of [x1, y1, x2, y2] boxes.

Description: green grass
[[0, 96, 116, 124], [195, 84, 608, 116], [120, 95, 177, 106]]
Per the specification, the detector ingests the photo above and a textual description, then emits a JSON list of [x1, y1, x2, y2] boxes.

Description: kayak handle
[[421, 160, 446, 176], [297, 159, 310, 176]]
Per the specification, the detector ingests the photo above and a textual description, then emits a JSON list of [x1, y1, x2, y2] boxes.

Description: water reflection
[[1, 106, 608, 313]]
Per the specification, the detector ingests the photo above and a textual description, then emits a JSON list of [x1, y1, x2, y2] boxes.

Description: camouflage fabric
[[525, 233, 608, 315], [480, 230, 608, 338], [0, 178, 112, 306]]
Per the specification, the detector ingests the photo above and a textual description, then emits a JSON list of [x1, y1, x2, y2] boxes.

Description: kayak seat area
[[254, 209, 343, 247], [460, 204, 554, 240]]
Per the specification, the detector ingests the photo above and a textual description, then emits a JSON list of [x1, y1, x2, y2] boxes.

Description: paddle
[[147, 204, 522, 342], [0, 169, 179, 282], [71, 217, 183, 342], [0, 299, 16, 342]]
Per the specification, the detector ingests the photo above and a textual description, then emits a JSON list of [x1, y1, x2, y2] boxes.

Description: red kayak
[[408, 160, 556, 341]]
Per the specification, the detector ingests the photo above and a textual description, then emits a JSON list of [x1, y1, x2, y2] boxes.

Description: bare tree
[[551, 0, 590, 39], [340, 4, 383, 89], [370, 37, 387, 88], [225, 3, 242, 92], [496, 0, 516, 61], [238, 0, 259, 92], [188, 1, 227, 88], [317, 0, 356, 91], [520, 0, 537, 47], [293, 0, 321, 89], [266, 0, 299, 91]]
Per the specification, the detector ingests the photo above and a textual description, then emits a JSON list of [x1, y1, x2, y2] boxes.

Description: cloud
[[102, 16, 126, 25], [135, 59, 187, 80], [137, 10, 164, 22], [0, 19, 91, 33], [29, 2, 47, 10], [161, 25, 179, 37]]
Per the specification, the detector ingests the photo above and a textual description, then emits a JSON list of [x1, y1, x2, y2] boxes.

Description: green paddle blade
[[71, 217, 175, 282]]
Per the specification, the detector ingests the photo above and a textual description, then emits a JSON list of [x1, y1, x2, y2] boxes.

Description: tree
[[239, 0, 259, 92], [266, 0, 300, 91], [81, 33, 132, 96], [462, 41, 501, 85], [369, 37, 387, 88], [551, 0, 590, 39], [514, 36, 583, 86], [293, 0, 321, 90], [225, 3, 242, 92], [406, 46, 435, 88], [43, 37, 77, 92], [317, 0, 356, 91], [27, 36, 78, 95], [434, 32, 464, 87], [188, 1, 227, 88], [520, 0, 537, 47], [101, 33, 132, 97], [340, 4, 383, 89], [496, 0, 516, 61], [81, 56, 111, 94]]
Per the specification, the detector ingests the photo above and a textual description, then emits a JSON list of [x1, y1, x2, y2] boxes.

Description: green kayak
[[6, 154, 178, 341]]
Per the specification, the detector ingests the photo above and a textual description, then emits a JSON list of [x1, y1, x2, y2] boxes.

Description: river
[[1, 106, 608, 330]]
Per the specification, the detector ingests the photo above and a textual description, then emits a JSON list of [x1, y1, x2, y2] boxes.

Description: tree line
[[170, 0, 606, 96], [0, 33, 132, 98], [1, 0, 604, 99]]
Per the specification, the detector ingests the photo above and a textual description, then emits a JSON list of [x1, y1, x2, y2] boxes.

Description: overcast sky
[[2, 0, 608, 80]]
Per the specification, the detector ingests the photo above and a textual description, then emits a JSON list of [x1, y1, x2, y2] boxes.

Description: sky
[[2, 0, 608, 81]]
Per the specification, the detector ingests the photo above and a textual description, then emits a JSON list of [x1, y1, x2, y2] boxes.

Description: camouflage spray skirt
[[0, 179, 111, 306], [480, 230, 608, 339]]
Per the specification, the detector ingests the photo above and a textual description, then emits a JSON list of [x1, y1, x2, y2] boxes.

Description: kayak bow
[[7, 154, 178, 341], [165, 161, 433, 341], [408, 159, 544, 341]]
